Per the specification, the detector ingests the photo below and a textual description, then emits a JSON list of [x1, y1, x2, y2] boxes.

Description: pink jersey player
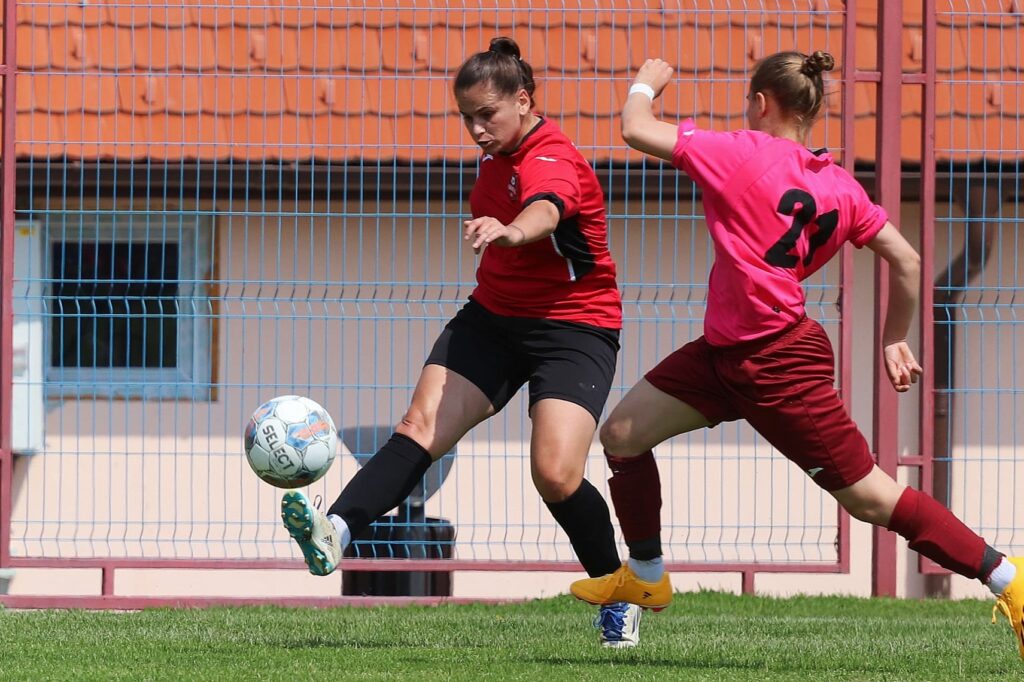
[[670, 118, 886, 346], [569, 50, 1024, 660]]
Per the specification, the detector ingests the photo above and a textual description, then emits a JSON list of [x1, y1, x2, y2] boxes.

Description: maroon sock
[[606, 450, 662, 560], [886, 487, 992, 580]]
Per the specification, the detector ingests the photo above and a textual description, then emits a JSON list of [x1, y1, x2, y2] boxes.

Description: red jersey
[[468, 118, 622, 329], [671, 119, 888, 346]]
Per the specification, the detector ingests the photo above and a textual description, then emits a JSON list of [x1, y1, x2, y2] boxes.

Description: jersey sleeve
[[846, 180, 889, 248], [670, 119, 748, 192], [518, 151, 582, 218], [670, 118, 701, 170]]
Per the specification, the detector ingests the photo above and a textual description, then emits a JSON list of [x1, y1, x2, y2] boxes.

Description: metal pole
[[918, 0, 951, 597], [871, 0, 904, 598], [836, 0, 861, 581], [0, 0, 19, 570]]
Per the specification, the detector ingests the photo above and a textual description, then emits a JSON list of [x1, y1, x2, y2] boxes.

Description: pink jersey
[[671, 119, 888, 346]]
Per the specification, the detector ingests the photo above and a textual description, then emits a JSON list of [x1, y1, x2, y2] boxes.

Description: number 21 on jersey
[[764, 188, 839, 269]]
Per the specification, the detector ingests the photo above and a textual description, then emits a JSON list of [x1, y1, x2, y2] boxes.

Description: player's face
[[456, 82, 532, 154]]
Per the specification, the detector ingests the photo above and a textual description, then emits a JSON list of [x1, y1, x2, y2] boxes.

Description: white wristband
[[628, 83, 655, 100]]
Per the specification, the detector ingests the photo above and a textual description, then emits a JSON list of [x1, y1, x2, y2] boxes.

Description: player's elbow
[[891, 248, 921, 281], [620, 117, 643, 149]]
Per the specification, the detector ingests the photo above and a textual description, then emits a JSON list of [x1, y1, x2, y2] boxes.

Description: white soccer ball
[[244, 395, 337, 488]]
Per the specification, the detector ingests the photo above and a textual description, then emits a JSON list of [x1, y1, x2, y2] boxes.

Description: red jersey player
[[570, 50, 1024, 658], [281, 37, 641, 648]]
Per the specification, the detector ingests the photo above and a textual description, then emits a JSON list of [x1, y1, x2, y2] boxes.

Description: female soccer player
[[281, 37, 641, 648], [569, 51, 1024, 658]]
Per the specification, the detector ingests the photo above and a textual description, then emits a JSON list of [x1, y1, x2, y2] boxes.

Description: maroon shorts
[[644, 316, 874, 491]]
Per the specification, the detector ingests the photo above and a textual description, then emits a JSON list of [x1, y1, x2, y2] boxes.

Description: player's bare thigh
[[396, 363, 496, 459], [600, 378, 711, 457], [529, 398, 597, 502]]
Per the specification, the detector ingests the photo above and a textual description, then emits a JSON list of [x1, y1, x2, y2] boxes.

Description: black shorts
[[425, 298, 620, 422]]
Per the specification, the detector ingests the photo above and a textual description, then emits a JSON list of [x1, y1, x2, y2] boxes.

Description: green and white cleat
[[281, 490, 342, 576]]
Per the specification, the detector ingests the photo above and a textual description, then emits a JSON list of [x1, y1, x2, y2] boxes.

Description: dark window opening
[[50, 241, 180, 369]]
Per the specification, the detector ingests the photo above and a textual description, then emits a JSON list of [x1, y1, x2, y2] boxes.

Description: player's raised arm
[[621, 59, 680, 162]]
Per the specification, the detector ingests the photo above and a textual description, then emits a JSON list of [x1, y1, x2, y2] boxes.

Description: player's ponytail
[[750, 50, 835, 133], [454, 36, 536, 107]]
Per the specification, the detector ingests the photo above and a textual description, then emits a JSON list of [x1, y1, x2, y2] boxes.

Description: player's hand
[[464, 216, 525, 254], [633, 59, 674, 99], [882, 341, 923, 393]]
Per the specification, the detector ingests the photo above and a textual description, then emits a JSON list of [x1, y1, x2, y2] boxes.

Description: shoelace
[[600, 566, 629, 587], [990, 567, 1024, 657], [992, 595, 1024, 651], [312, 494, 324, 511], [993, 597, 1011, 625], [593, 603, 628, 639]]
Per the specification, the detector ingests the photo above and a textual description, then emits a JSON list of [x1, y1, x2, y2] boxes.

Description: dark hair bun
[[801, 51, 835, 76], [488, 36, 521, 59]]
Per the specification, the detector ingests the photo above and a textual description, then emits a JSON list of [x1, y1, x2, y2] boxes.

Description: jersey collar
[[500, 116, 548, 157]]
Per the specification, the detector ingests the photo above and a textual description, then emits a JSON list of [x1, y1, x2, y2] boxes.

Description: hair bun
[[488, 36, 521, 60], [801, 51, 835, 77]]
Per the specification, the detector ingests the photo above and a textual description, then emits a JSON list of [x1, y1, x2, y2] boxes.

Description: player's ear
[[516, 88, 531, 114], [753, 91, 769, 118]]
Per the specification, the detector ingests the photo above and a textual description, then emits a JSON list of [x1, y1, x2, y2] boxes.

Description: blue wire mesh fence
[[933, 3, 1024, 559], [16, 2, 1017, 583]]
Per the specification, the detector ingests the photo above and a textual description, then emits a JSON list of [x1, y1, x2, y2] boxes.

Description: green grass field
[[1, 591, 1020, 680]]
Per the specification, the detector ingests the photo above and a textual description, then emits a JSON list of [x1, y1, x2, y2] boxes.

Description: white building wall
[[7, 195, 1022, 601]]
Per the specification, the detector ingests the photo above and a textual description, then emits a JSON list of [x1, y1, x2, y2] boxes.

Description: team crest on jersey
[[507, 173, 519, 200]]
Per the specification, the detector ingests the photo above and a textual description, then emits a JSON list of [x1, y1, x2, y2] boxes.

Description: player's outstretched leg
[[594, 602, 642, 648], [571, 563, 672, 611], [992, 556, 1024, 659], [281, 490, 342, 576]]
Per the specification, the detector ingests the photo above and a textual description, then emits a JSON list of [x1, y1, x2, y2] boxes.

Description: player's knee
[[842, 497, 891, 526], [598, 417, 632, 455], [395, 408, 434, 445], [532, 464, 582, 503]]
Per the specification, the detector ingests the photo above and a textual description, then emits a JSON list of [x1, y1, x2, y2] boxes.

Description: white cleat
[[595, 601, 642, 648], [280, 490, 342, 576]]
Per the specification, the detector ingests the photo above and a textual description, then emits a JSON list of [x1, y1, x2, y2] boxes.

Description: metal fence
[[0, 1, 1020, 607]]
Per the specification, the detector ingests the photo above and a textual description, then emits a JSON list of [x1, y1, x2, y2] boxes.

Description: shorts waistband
[[715, 315, 813, 357]]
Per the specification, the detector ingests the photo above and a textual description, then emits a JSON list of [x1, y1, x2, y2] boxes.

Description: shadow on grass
[[525, 653, 768, 671], [280, 636, 488, 651]]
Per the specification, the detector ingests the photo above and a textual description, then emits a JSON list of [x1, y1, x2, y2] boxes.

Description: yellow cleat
[[571, 564, 672, 611], [992, 556, 1024, 660]]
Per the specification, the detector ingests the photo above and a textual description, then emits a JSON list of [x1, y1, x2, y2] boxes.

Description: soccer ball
[[244, 395, 337, 488]]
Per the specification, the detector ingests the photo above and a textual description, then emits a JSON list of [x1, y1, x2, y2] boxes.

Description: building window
[[45, 214, 213, 399]]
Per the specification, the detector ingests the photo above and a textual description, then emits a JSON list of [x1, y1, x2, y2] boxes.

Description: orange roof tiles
[[372, 75, 454, 116], [38, 73, 120, 114], [296, 27, 381, 71], [540, 76, 621, 117], [135, 26, 218, 71], [307, 114, 394, 162], [4, 1, 1024, 165], [16, 26, 51, 70], [15, 2, 106, 27]]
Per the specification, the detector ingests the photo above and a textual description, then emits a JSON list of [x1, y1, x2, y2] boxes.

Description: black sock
[[980, 545, 1005, 583], [328, 433, 433, 538], [545, 479, 621, 577]]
